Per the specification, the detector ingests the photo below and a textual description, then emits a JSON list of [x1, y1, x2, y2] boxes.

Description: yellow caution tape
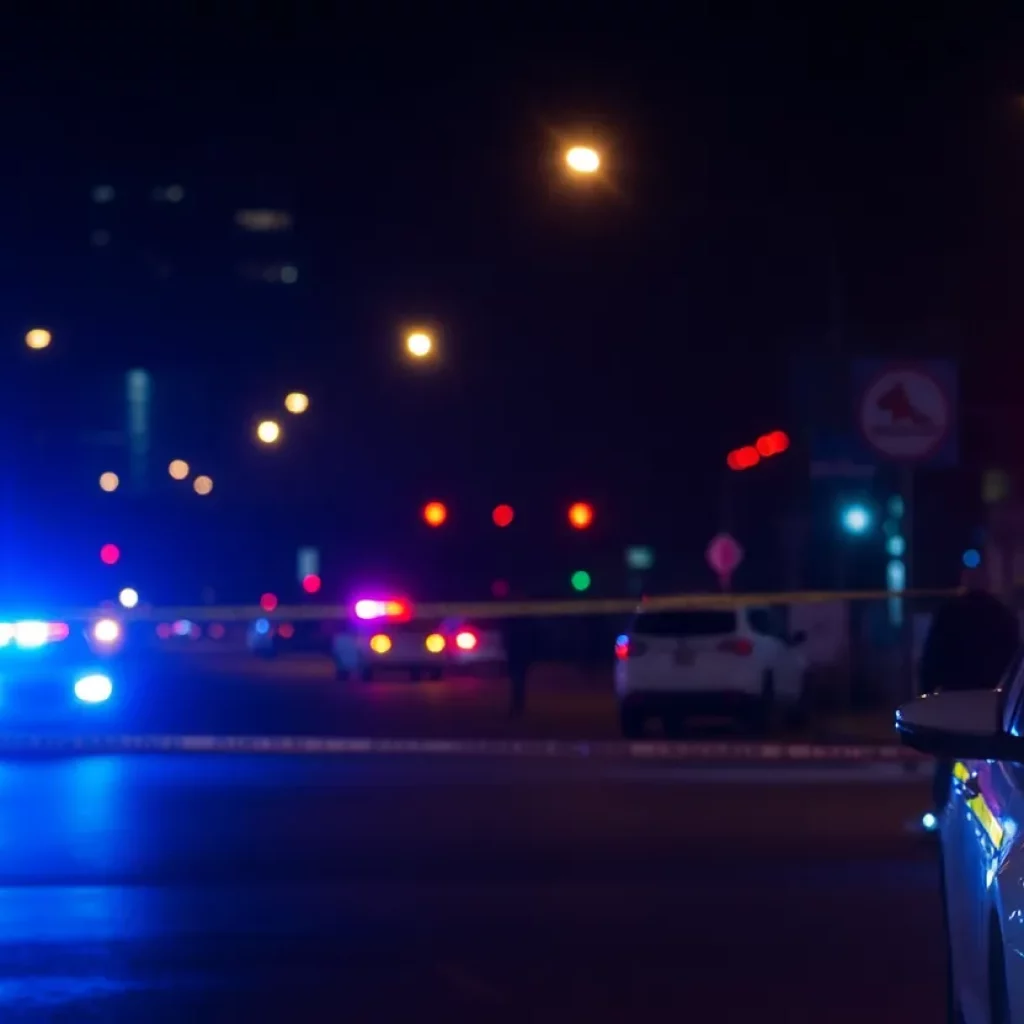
[[57, 587, 962, 623]]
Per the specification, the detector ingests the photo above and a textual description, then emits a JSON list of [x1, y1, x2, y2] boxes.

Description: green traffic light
[[570, 570, 591, 592]]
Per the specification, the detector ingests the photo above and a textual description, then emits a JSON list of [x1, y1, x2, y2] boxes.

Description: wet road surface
[[0, 752, 940, 1022]]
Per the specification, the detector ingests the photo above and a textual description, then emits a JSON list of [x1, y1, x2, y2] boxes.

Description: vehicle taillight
[[718, 637, 754, 656], [615, 635, 629, 660], [454, 630, 478, 651]]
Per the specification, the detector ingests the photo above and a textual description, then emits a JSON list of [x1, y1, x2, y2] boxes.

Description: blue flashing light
[[74, 674, 112, 704], [963, 548, 982, 570], [254, 618, 271, 635]]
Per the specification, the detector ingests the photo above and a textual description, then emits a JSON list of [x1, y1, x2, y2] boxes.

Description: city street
[[28, 651, 894, 743], [0, 752, 939, 1021]]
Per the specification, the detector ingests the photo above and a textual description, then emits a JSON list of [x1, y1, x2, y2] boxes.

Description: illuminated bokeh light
[[406, 331, 433, 357], [301, 574, 321, 595], [492, 504, 515, 528], [565, 146, 600, 174], [568, 502, 594, 529], [100, 543, 120, 566], [425, 633, 446, 653], [256, 420, 281, 444], [284, 392, 309, 414], [168, 459, 189, 480], [99, 471, 119, 493], [25, 328, 51, 350], [193, 475, 213, 496], [369, 633, 392, 654], [260, 593, 278, 612], [423, 501, 447, 527], [571, 570, 592, 592], [118, 587, 139, 609]]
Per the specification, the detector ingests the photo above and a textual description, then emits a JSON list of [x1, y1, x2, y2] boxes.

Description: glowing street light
[[193, 475, 213, 496], [284, 392, 309, 414], [98, 471, 119, 493], [565, 146, 600, 175], [168, 459, 189, 480], [256, 420, 281, 444], [405, 331, 433, 358], [25, 328, 51, 350]]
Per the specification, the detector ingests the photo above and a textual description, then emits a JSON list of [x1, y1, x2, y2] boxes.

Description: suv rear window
[[632, 611, 736, 637]]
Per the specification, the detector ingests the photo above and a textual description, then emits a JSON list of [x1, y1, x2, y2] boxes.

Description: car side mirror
[[788, 630, 808, 647], [895, 689, 1020, 760]]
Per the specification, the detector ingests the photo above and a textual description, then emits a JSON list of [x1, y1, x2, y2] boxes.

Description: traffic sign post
[[706, 533, 744, 592], [853, 359, 958, 698]]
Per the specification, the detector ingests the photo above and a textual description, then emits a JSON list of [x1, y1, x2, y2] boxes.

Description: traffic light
[[492, 504, 515, 528], [570, 570, 592, 592], [568, 502, 594, 529], [422, 501, 447, 527], [99, 543, 120, 566], [727, 431, 790, 471]]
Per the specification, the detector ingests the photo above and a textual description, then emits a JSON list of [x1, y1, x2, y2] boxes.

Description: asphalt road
[[0, 752, 940, 1022], [20, 651, 893, 742]]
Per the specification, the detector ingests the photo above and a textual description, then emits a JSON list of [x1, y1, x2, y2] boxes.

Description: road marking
[[0, 733, 924, 764]]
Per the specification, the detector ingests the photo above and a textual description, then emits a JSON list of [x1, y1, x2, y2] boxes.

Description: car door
[[986, 651, 1024, 1019], [945, 649, 1024, 1023]]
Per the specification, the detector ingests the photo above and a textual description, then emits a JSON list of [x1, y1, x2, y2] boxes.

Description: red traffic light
[[301, 574, 321, 595], [568, 502, 594, 529], [99, 543, 120, 565], [260, 593, 278, 612], [492, 504, 515, 528], [422, 501, 447, 527]]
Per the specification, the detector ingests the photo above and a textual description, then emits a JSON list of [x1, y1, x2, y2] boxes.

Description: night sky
[[0, 8, 1019, 598]]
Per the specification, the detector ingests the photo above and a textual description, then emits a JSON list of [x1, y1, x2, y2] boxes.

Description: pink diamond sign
[[706, 533, 744, 580]]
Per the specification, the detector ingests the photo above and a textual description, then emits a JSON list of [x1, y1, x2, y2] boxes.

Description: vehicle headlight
[[92, 618, 121, 645]]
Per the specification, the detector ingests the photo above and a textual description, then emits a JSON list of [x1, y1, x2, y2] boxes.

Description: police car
[[331, 598, 505, 681], [896, 652, 1024, 1023], [0, 612, 125, 718]]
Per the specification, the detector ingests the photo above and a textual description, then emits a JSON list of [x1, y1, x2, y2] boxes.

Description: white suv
[[614, 606, 808, 737]]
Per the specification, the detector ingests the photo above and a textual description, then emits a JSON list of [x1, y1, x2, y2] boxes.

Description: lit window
[[91, 229, 111, 247], [234, 209, 293, 232], [91, 185, 115, 204]]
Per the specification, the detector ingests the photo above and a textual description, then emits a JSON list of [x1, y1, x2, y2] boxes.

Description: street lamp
[[284, 392, 309, 414], [256, 420, 281, 444], [24, 328, 51, 351], [565, 145, 600, 175], [168, 459, 189, 480], [405, 330, 433, 358]]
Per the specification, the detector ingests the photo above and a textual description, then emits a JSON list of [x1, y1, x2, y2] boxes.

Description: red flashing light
[[260, 593, 278, 612], [568, 502, 594, 529], [302, 574, 321, 595], [492, 504, 515, 528], [99, 543, 120, 565], [423, 501, 447, 527]]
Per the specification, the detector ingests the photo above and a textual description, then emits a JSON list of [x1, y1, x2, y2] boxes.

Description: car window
[[632, 611, 736, 637], [747, 606, 787, 640], [1000, 648, 1024, 736]]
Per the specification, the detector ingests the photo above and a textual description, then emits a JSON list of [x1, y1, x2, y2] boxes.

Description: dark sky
[[0, 7, 1020, 594]]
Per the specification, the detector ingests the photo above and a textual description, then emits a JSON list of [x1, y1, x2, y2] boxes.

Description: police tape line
[[0, 733, 926, 764], [61, 587, 963, 623]]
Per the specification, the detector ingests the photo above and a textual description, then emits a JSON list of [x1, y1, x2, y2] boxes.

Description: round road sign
[[858, 366, 951, 461], [706, 533, 744, 577]]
